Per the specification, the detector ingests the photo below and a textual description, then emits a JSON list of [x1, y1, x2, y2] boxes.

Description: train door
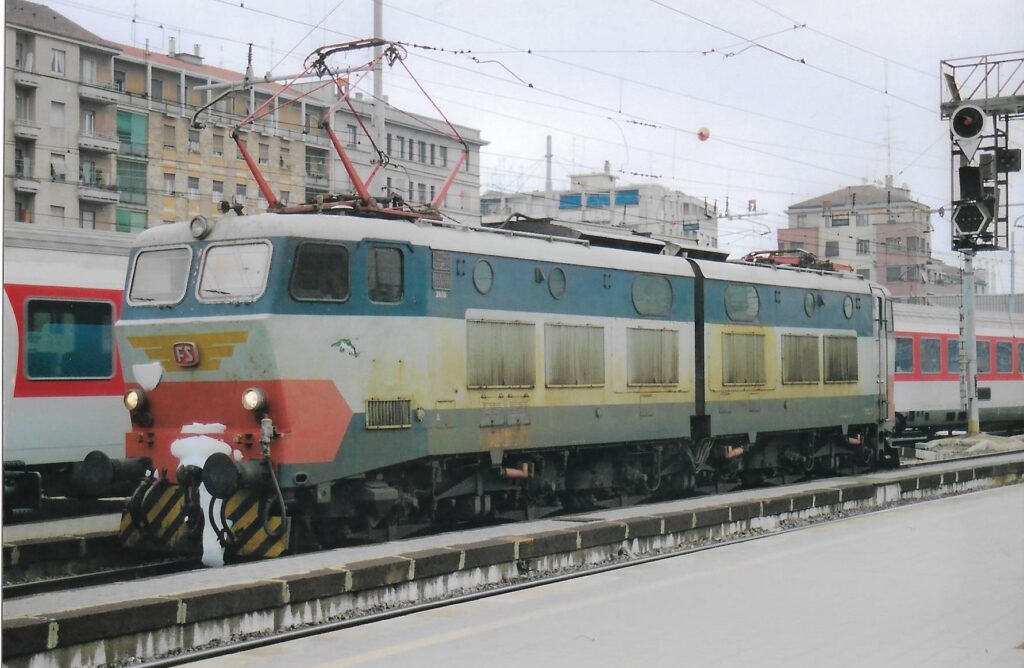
[[871, 286, 895, 425]]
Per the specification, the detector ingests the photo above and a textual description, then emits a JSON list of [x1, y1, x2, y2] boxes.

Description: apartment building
[[6, 0, 485, 234], [779, 178, 963, 301], [481, 163, 719, 248], [7, 0, 121, 229]]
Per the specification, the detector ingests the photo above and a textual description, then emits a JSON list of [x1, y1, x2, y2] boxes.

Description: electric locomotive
[[93, 208, 897, 562]]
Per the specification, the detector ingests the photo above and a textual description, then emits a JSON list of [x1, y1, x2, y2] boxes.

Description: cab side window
[[368, 247, 403, 303], [291, 242, 349, 301]]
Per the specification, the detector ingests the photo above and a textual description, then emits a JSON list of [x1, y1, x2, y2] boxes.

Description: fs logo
[[172, 341, 200, 367]]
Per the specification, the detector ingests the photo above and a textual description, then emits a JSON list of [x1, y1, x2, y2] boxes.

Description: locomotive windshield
[[198, 241, 272, 302], [128, 247, 191, 304]]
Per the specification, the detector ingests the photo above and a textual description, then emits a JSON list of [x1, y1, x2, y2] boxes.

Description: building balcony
[[78, 179, 120, 204], [13, 70, 40, 87], [305, 171, 329, 188], [78, 82, 120, 105], [13, 119, 41, 141], [79, 131, 120, 153], [13, 158, 39, 193]]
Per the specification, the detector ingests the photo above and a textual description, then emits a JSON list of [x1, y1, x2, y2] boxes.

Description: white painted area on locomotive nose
[[132, 361, 164, 391], [170, 428, 232, 567]]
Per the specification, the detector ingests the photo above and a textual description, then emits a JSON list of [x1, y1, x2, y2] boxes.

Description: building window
[[885, 237, 902, 252], [831, 216, 849, 227], [81, 159, 97, 185], [258, 143, 269, 164], [429, 185, 436, 203], [407, 137, 415, 160], [212, 132, 224, 156], [856, 239, 870, 255], [117, 159, 147, 205], [236, 183, 247, 202], [418, 183, 427, 203], [16, 90, 32, 121], [212, 180, 224, 202], [395, 135, 404, 158], [796, 214, 807, 227], [163, 123, 176, 149], [280, 190, 290, 206], [187, 177, 199, 200], [440, 145, 448, 167], [430, 144, 436, 165], [117, 111, 148, 156], [825, 241, 839, 257], [279, 147, 290, 169], [81, 57, 97, 84], [346, 125, 357, 146], [114, 70, 126, 92], [50, 101, 65, 128], [49, 205, 65, 225], [50, 49, 65, 75], [886, 266, 902, 282], [163, 173, 175, 195], [82, 109, 96, 135], [386, 134, 392, 154], [151, 79, 164, 101], [418, 140, 427, 162], [81, 210, 96, 229], [50, 154, 67, 182], [856, 213, 869, 226], [115, 208, 147, 233], [188, 129, 200, 153]]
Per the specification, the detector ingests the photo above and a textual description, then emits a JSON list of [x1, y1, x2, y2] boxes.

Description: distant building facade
[[779, 178, 967, 301], [6, 0, 484, 234], [481, 164, 718, 248]]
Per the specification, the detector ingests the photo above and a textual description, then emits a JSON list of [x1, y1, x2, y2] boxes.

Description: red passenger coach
[[2, 225, 136, 514], [892, 302, 1024, 434]]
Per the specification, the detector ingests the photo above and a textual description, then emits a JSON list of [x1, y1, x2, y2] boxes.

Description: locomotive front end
[[111, 218, 355, 563]]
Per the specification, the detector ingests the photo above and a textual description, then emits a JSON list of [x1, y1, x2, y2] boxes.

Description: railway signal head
[[950, 104, 986, 163]]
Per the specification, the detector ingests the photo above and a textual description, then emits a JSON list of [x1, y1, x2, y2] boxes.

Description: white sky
[[43, 0, 1024, 284]]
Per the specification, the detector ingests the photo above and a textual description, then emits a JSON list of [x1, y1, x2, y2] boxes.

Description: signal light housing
[[949, 104, 986, 163]]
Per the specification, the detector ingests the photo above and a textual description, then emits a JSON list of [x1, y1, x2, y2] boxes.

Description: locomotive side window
[[198, 242, 272, 302], [25, 299, 114, 379], [895, 337, 913, 373], [781, 334, 819, 383], [722, 332, 765, 385], [724, 284, 759, 322], [545, 324, 604, 387], [627, 328, 679, 386], [290, 243, 349, 301], [947, 339, 960, 373], [129, 246, 191, 304], [920, 338, 941, 374], [466, 320, 535, 388], [995, 341, 1012, 373], [824, 336, 858, 382], [976, 341, 991, 373], [368, 247, 403, 303], [631, 275, 672, 316]]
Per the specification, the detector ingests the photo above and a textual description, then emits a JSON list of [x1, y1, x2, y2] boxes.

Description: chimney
[[603, 160, 610, 175], [194, 43, 201, 57], [168, 36, 176, 56]]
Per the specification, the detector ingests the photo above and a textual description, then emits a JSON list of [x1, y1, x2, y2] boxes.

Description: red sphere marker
[[698, 127, 710, 141]]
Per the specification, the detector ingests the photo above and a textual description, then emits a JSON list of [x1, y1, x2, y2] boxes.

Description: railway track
[[2, 558, 201, 600]]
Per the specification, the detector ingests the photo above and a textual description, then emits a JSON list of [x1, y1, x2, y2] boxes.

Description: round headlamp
[[124, 388, 147, 412], [241, 387, 267, 412], [190, 215, 213, 239]]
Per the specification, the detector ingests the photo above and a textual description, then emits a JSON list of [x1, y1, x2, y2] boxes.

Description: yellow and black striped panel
[[223, 490, 290, 558], [119, 480, 197, 554]]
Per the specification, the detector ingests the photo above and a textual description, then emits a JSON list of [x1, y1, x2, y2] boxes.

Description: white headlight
[[124, 388, 146, 412], [242, 388, 266, 412]]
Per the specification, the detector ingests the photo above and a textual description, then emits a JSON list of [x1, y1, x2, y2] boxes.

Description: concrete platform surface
[[192, 484, 1024, 668], [1, 513, 120, 543], [5, 451, 1023, 621]]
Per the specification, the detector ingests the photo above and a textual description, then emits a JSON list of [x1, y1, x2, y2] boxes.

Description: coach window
[[632, 275, 672, 316], [368, 247, 403, 303], [724, 284, 759, 322], [947, 340, 960, 374], [290, 242, 349, 301], [895, 337, 914, 374], [995, 341, 1012, 373], [976, 341, 991, 373], [920, 338, 941, 374], [1018, 342, 1024, 373], [25, 300, 114, 379], [128, 246, 191, 305]]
